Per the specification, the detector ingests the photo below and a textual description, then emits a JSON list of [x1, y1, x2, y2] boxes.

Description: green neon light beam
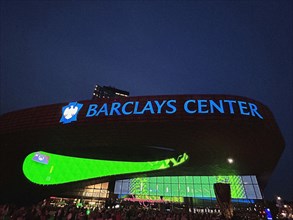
[[22, 151, 189, 185]]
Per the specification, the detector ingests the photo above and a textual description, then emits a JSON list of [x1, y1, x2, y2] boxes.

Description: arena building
[[0, 94, 285, 206]]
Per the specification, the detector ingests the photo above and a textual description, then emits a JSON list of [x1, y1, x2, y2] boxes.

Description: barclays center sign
[[60, 98, 264, 124]]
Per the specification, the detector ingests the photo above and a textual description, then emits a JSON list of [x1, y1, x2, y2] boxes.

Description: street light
[[227, 158, 234, 164]]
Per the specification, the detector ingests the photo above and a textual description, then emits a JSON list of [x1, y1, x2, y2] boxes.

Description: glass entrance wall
[[82, 182, 109, 198], [114, 175, 262, 202], [64, 182, 110, 199]]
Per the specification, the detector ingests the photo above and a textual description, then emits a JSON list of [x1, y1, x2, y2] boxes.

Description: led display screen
[[114, 175, 262, 200]]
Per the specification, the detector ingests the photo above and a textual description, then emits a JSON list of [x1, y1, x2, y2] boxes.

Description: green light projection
[[216, 176, 245, 198], [126, 175, 247, 199], [22, 151, 189, 185]]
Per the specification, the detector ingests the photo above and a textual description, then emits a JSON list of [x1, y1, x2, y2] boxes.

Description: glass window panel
[[131, 181, 143, 195], [157, 176, 164, 183], [242, 176, 252, 185], [202, 185, 211, 197], [232, 176, 242, 185], [179, 183, 187, 197], [226, 176, 235, 184], [193, 176, 201, 184], [95, 183, 102, 189], [216, 176, 230, 184], [164, 176, 171, 183], [157, 184, 164, 196], [210, 185, 216, 198], [122, 179, 130, 184], [171, 176, 179, 183], [164, 182, 172, 196], [133, 178, 145, 186], [186, 183, 194, 197], [186, 176, 193, 183], [86, 184, 95, 189], [140, 180, 148, 194], [244, 185, 256, 199], [149, 183, 157, 196], [254, 185, 262, 199], [179, 176, 186, 184], [149, 177, 156, 183], [101, 182, 109, 189], [121, 181, 130, 194], [114, 180, 122, 194], [94, 192, 100, 198], [129, 179, 136, 186], [251, 176, 258, 184], [84, 188, 92, 193], [143, 182, 150, 196], [194, 184, 203, 197], [231, 184, 246, 199], [129, 180, 137, 194], [86, 192, 92, 197], [171, 184, 179, 196], [201, 176, 209, 184], [209, 176, 217, 185]]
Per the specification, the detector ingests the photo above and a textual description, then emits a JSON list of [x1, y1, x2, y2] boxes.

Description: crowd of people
[[0, 201, 271, 220]]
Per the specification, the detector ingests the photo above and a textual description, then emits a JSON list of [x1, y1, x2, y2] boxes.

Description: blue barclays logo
[[32, 152, 50, 165], [59, 98, 264, 124], [60, 102, 83, 124]]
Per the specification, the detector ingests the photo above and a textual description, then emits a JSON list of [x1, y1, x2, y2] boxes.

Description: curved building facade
[[0, 95, 285, 204]]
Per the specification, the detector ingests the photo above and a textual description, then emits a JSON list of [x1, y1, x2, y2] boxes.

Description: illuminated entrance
[[49, 182, 110, 208]]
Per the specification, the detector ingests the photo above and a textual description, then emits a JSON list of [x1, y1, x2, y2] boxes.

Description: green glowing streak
[[22, 151, 188, 185]]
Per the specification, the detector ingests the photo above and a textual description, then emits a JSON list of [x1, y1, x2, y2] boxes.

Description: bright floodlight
[[227, 158, 234, 164], [277, 196, 282, 200]]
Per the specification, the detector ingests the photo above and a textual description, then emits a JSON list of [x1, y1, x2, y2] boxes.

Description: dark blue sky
[[1, 0, 292, 200]]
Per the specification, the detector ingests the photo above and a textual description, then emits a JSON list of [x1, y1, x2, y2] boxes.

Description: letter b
[[86, 104, 98, 117]]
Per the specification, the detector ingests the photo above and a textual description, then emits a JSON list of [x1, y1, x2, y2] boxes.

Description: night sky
[[1, 1, 292, 200]]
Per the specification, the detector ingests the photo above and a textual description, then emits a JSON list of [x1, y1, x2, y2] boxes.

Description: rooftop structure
[[92, 84, 129, 99]]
